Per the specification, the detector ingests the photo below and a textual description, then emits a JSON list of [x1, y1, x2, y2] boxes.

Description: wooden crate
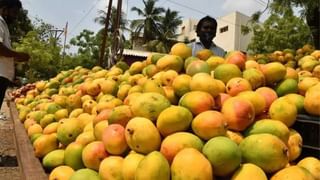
[[8, 101, 48, 180]]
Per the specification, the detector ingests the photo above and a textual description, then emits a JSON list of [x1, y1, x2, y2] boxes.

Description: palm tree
[[130, 0, 165, 43], [95, 6, 130, 67], [144, 8, 182, 53], [94, 6, 128, 33], [158, 9, 182, 49]]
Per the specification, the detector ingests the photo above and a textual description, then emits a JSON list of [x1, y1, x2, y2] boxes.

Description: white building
[[176, 11, 254, 52]]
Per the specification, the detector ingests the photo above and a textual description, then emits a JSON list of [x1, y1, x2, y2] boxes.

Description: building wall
[[176, 19, 198, 42], [176, 11, 253, 53]]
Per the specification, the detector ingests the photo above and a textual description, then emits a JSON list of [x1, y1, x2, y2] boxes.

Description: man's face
[[198, 21, 216, 43], [3, 7, 19, 24]]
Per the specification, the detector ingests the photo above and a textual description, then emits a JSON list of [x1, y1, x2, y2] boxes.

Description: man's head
[[196, 16, 218, 44], [0, 0, 22, 24]]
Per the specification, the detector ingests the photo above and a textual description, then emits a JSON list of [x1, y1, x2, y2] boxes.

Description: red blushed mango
[[82, 141, 108, 171], [226, 77, 252, 96], [225, 51, 247, 70], [186, 60, 211, 76], [214, 93, 231, 110], [178, 91, 215, 115], [255, 87, 278, 112], [93, 109, 112, 126], [160, 132, 204, 164], [102, 124, 128, 155], [221, 97, 255, 131], [192, 110, 227, 140]]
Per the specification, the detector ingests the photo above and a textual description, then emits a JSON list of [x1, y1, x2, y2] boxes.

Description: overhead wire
[[68, 0, 101, 36], [165, 0, 243, 27]]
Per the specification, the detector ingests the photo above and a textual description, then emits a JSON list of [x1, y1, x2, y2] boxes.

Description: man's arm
[[0, 43, 29, 61]]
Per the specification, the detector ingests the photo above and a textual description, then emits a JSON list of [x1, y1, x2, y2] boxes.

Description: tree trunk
[[306, 5, 320, 49]]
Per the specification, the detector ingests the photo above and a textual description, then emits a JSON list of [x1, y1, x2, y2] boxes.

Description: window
[[220, 26, 228, 33]]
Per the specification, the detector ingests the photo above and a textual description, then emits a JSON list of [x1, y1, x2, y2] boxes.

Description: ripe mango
[[135, 151, 170, 180]]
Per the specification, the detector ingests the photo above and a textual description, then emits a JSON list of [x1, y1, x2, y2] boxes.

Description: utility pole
[[61, 22, 68, 67], [99, 0, 113, 67], [110, 0, 123, 67], [49, 28, 64, 47]]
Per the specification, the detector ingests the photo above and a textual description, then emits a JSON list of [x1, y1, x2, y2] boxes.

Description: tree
[[130, 0, 165, 43], [95, 6, 131, 67], [243, 8, 312, 54], [8, 9, 33, 43], [32, 18, 56, 42], [69, 29, 100, 67], [13, 31, 62, 83], [146, 8, 182, 52], [94, 6, 128, 33], [246, 0, 319, 49]]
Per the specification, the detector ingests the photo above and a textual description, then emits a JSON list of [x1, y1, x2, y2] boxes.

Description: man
[[189, 16, 225, 57], [0, 0, 29, 110]]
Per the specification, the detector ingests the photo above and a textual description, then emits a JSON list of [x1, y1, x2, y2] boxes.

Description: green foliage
[[8, 9, 33, 43], [245, 0, 319, 50], [32, 18, 56, 42], [13, 31, 61, 83], [94, 6, 128, 32], [69, 29, 104, 67], [130, 1, 182, 53], [131, 0, 165, 42], [244, 8, 312, 54]]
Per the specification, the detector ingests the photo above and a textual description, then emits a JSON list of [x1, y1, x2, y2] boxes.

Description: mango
[[156, 55, 184, 73], [64, 142, 85, 170], [179, 91, 214, 115], [70, 168, 100, 180], [270, 165, 315, 180], [244, 119, 290, 143], [156, 105, 193, 137], [99, 156, 124, 180], [160, 132, 204, 164], [191, 110, 227, 140], [189, 73, 222, 97], [122, 152, 145, 180], [240, 133, 288, 173], [57, 118, 82, 146], [202, 136, 241, 177], [214, 63, 242, 84], [135, 151, 170, 180], [102, 124, 128, 155], [243, 68, 265, 90], [170, 42, 192, 59], [82, 141, 108, 171], [49, 166, 74, 180], [42, 149, 65, 170], [287, 129, 303, 162], [297, 157, 320, 180], [186, 60, 211, 76], [33, 133, 58, 158], [171, 148, 213, 180], [130, 92, 171, 122], [269, 98, 297, 127], [231, 163, 267, 180], [172, 74, 192, 97], [125, 117, 161, 154]]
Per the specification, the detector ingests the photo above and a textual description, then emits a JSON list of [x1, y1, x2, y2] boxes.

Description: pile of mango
[[14, 42, 320, 180]]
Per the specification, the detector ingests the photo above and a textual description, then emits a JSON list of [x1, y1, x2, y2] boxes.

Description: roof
[[122, 49, 151, 57]]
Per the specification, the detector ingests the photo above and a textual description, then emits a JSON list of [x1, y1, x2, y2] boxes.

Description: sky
[[22, 0, 270, 52]]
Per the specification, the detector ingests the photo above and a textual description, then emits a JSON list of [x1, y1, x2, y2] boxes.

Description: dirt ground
[[0, 96, 21, 180]]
